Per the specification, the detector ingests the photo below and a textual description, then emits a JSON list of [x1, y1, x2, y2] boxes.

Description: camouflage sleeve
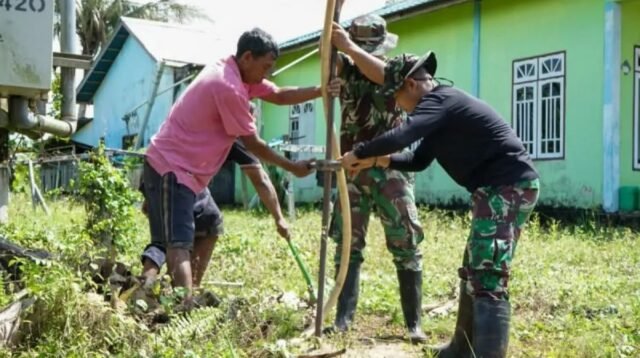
[[339, 52, 355, 78]]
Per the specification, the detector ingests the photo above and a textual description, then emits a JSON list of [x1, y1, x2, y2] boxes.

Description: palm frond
[[125, 0, 209, 23]]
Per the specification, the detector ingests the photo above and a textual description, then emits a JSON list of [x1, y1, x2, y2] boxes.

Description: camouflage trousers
[[459, 179, 540, 301], [329, 167, 424, 271]]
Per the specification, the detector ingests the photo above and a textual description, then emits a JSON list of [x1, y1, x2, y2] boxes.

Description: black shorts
[[140, 165, 223, 240], [193, 187, 223, 237], [141, 161, 222, 268], [143, 161, 196, 251], [140, 141, 256, 267], [228, 140, 260, 169]]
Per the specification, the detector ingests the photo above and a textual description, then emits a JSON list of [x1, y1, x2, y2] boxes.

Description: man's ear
[[239, 51, 253, 64], [404, 78, 416, 91]]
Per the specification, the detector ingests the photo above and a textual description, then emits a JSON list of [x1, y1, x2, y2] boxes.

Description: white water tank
[[0, 0, 54, 99]]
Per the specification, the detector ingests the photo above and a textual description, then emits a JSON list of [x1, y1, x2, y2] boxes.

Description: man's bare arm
[[261, 86, 322, 105], [242, 166, 290, 239], [240, 133, 312, 178]]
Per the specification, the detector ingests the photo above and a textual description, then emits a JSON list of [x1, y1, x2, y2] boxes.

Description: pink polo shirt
[[146, 55, 277, 194]]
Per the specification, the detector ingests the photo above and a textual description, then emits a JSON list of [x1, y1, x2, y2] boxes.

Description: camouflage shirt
[[338, 53, 405, 154]]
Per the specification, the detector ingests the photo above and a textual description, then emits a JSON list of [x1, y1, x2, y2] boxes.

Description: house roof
[[278, 0, 466, 52], [76, 17, 220, 103]]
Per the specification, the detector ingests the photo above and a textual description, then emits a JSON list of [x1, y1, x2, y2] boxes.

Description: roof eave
[[121, 18, 161, 63], [75, 21, 129, 104], [383, 0, 468, 23]]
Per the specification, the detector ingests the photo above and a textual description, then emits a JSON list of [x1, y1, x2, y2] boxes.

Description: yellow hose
[[318, 0, 352, 328]]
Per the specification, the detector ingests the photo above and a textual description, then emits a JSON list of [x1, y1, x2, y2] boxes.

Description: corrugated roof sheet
[[76, 17, 220, 103], [278, 0, 463, 51], [122, 17, 220, 65]]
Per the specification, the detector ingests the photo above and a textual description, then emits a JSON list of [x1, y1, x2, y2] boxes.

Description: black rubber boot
[[397, 270, 427, 344], [333, 261, 362, 332], [429, 281, 474, 357], [472, 297, 511, 358]]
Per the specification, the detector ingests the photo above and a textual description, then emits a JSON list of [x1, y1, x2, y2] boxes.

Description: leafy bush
[[76, 144, 140, 261]]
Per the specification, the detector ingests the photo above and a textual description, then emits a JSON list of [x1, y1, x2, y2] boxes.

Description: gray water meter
[[0, 0, 54, 98]]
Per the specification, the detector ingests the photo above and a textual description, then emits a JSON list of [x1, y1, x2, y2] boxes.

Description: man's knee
[[380, 218, 424, 272], [460, 236, 514, 300], [389, 245, 423, 271], [384, 223, 424, 270], [334, 245, 365, 266], [167, 240, 194, 251]]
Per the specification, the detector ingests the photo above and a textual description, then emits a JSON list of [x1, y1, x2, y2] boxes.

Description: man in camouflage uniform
[[335, 39, 540, 356], [328, 14, 427, 342]]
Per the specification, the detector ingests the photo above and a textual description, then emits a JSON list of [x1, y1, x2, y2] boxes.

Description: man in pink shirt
[[142, 28, 330, 305]]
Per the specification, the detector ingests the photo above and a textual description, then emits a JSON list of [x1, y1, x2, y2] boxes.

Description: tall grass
[[0, 195, 637, 357]]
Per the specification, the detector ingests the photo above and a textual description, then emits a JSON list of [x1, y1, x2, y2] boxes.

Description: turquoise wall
[[265, 0, 616, 208], [72, 37, 174, 149], [620, 0, 640, 188], [80, 0, 631, 209], [479, 0, 605, 208]]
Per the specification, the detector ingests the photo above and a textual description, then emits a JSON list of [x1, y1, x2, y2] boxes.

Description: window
[[512, 52, 565, 159], [122, 134, 138, 150], [288, 101, 315, 160], [288, 101, 317, 189], [634, 47, 640, 170]]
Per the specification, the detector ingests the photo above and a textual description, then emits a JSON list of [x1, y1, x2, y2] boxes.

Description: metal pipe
[[0, 164, 8, 224], [315, 0, 341, 337], [2, 104, 49, 139], [60, 0, 78, 130], [125, 72, 196, 116], [135, 61, 166, 149], [0, 109, 8, 128], [9, 96, 73, 137]]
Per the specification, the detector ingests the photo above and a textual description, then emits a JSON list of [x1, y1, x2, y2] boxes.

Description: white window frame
[[512, 52, 566, 160], [634, 46, 640, 170], [288, 100, 315, 161], [512, 83, 537, 156], [513, 58, 537, 83], [539, 53, 565, 80], [537, 78, 564, 159], [289, 103, 301, 119]]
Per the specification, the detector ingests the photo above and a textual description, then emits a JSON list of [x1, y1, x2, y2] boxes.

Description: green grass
[[0, 194, 638, 357]]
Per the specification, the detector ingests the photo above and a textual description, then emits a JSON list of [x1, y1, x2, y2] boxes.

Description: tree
[[55, 0, 209, 56]]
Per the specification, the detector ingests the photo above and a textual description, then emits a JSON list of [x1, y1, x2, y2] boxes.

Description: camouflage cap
[[380, 51, 437, 97], [348, 14, 398, 56]]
